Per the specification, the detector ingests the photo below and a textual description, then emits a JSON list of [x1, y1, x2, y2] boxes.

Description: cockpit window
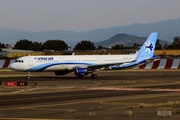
[[15, 60, 24, 63]]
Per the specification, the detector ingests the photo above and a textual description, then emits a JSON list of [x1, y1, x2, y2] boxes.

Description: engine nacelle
[[54, 71, 69, 76], [74, 68, 88, 77]]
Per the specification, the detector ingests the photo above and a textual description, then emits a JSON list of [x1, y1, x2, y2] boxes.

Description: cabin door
[[59, 57, 64, 64], [98, 58, 102, 64], [28, 57, 33, 66]]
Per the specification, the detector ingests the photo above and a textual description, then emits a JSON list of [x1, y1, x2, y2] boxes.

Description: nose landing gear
[[26, 71, 30, 79]]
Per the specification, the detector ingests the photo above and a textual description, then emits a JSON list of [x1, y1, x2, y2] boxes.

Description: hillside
[[0, 18, 180, 46], [96, 34, 168, 47]]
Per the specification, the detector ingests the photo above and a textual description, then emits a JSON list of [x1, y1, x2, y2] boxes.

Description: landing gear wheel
[[78, 75, 84, 78], [91, 73, 98, 79], [26, 71, 30, 79]]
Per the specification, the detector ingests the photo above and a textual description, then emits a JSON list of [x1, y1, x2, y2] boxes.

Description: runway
[[0, 70, 180, 119]]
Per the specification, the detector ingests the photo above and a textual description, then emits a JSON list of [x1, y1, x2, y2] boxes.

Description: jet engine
[[74, 68, 88, 77]]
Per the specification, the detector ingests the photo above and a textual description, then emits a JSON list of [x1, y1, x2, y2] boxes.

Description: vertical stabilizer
[[137, 32, 158, 61]]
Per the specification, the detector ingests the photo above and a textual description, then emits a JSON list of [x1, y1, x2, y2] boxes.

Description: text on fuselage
[[34, 57, 54, 61]]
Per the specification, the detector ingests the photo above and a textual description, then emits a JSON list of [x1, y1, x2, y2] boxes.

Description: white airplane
[[10, 32, 159, 79]]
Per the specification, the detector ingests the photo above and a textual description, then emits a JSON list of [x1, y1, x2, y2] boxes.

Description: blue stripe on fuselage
[[27, 62, 94, 71], [110, 60, 147, 69]]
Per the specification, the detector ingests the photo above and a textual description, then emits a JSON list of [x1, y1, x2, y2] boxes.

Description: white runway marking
[[89, 87, 180, 92]]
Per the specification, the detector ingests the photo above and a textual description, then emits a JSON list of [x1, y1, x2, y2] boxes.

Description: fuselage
[[10, 54, 137, 72]]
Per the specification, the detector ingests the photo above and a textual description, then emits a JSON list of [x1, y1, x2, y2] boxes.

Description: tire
[[91, 73, 98, 79], [78, 75, 84, 78]]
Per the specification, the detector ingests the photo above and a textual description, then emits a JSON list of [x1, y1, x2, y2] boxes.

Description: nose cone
[[9, 63, 16, 70], [9, 63, 22, 71], [9, 62, 27, 71]]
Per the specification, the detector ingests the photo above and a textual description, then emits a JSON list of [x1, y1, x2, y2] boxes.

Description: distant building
[[0, 48, 34, 58], [0, 48, 34, 53]]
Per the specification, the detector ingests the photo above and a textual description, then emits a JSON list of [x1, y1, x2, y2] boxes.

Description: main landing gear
[[76, 73, 98, 79], [91, 73, 98, 79]]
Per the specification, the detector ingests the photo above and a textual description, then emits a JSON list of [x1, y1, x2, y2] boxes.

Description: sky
[[0, 0, 180, 32]]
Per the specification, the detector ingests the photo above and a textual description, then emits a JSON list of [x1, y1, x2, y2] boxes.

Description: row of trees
[[13, 39, 96, 51], [0, 37, 180, 51], [13, 39, 68, 51]]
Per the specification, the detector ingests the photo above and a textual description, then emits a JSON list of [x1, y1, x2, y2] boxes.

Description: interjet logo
[[34, 57, 54, 61], [145, 40, 153, 54]]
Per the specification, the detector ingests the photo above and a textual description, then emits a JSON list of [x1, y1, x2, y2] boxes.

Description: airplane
[[9, 32, 159, 79]]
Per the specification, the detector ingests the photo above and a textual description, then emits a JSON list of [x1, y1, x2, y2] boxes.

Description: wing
[[87, 60, 136, 70]]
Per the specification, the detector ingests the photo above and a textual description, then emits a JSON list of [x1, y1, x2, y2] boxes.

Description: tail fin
[[136, 32, 158, 61]]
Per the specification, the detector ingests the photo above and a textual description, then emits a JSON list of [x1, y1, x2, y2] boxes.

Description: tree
[[33, 41, 42, 51], [0, 42, 5, 48], [163, 42, 168, 49], [112, 44, 124, 50], [74, 40, 96, 50], [41, 39, 68, 51], [155, 39, 162, 49], [132, 43, 141, 49], [168, 37, 180, 49], [97, 45, 104, 50], [14, 39, 34, 50]]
